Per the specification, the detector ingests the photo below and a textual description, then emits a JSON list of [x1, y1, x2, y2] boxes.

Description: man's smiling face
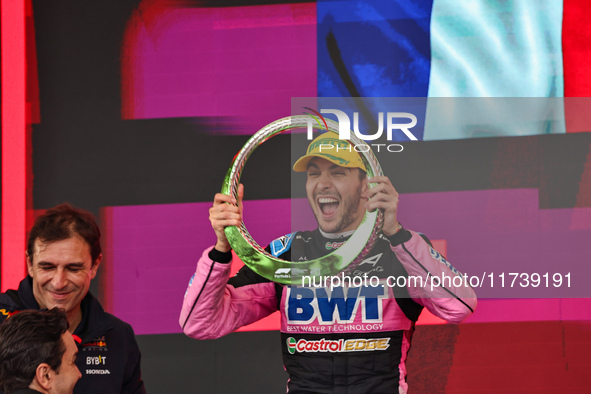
[[306, 157, 368, 234], [27, 236, 100, 320]]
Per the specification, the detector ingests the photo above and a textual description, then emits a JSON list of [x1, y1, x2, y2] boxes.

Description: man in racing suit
[[180, 132, 477, 393]]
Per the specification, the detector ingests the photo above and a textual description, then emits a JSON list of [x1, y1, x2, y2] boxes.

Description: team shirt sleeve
[[389, 230, 477, 324], [179, 246, 278, 339]]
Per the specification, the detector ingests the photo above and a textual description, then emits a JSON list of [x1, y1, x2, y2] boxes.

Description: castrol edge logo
[[286, 337, 390, 354]]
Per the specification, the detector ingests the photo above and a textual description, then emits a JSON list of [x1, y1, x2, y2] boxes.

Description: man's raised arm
[[179, 185, 278, 339]]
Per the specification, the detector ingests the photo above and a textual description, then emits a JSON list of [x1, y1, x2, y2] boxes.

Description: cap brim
[[292, 154, 316, 172]]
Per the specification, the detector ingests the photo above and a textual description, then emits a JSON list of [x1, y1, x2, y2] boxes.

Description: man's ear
[[34, 363, 53, 391], [90, 253, 102, 279], [26, 251, 34, 277], [360, 177, 370, 198]]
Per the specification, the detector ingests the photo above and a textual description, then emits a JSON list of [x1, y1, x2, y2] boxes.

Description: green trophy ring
[[222, 115, 384, 285]]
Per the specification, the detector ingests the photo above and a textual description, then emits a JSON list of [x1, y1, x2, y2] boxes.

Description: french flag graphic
[[317, 0, 591, 140]]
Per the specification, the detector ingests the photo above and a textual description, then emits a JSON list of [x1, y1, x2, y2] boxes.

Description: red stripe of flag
[[563, 0, 591, 133]]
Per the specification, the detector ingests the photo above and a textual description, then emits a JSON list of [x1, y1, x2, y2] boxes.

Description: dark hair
[[0, 308, 69, 393], [27, 203, 102, 263]]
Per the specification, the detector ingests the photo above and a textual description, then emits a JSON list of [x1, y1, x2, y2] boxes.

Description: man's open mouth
[[318, 197, 339, 216]]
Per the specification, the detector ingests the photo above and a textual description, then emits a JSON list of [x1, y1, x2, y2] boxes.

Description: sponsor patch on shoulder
[[270, 233, 295, 257]]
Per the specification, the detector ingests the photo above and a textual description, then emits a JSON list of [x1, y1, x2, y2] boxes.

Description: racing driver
[[180, 131, 477, 393]]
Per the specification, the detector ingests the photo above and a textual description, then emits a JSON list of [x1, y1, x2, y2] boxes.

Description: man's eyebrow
[[65, 263, 86, 270], [307, 163, 319, 170], [37, 261, 57, 266], [37, 261, 86, 268]]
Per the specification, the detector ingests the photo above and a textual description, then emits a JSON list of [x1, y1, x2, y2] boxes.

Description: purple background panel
[[102, 199, 293, 335], [122, 3, 317, 134], [296, 189, 591, 298], [465, 298, 591, 323], [103, 189, 591, 334], [397, 189, 591, 298]]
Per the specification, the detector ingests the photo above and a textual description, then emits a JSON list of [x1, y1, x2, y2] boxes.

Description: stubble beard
[[314, 183, 364, 234]]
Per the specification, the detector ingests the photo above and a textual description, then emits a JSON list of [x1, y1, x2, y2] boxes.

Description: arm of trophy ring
[[179, 246, 278, 340], [389, 229, 478, 324]]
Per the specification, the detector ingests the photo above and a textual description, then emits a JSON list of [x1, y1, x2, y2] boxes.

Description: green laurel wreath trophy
[[222, 116, 384, 285]]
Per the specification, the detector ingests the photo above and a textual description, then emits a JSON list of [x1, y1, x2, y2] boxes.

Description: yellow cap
[[293, 132, 366, 172]]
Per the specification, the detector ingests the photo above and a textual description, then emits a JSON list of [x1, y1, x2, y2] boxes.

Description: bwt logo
[[305, 108, 418, 142], [286, 285, 385, 324]]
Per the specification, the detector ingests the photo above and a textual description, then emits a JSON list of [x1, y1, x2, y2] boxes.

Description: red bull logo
[[82, 336, 108, 350], [0, 309, 19, 318], [83, 341, 107, 348]]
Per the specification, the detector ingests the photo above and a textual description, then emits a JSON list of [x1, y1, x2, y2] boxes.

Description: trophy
[[222, 116, 384, 285]]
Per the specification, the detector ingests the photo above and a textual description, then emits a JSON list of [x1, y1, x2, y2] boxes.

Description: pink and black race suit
[[180, 228, 477, 393]]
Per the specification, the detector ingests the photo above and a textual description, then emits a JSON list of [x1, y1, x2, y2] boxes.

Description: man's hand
[[364, 176, 401, 236], [209, 184, 244, 253]]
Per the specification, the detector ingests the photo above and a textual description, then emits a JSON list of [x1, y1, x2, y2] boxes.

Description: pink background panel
[[121, 3, 317, 135]]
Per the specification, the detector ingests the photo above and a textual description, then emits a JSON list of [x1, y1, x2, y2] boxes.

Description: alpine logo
[[286, 337, 390, 354], [358, 253, 383, 267]]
